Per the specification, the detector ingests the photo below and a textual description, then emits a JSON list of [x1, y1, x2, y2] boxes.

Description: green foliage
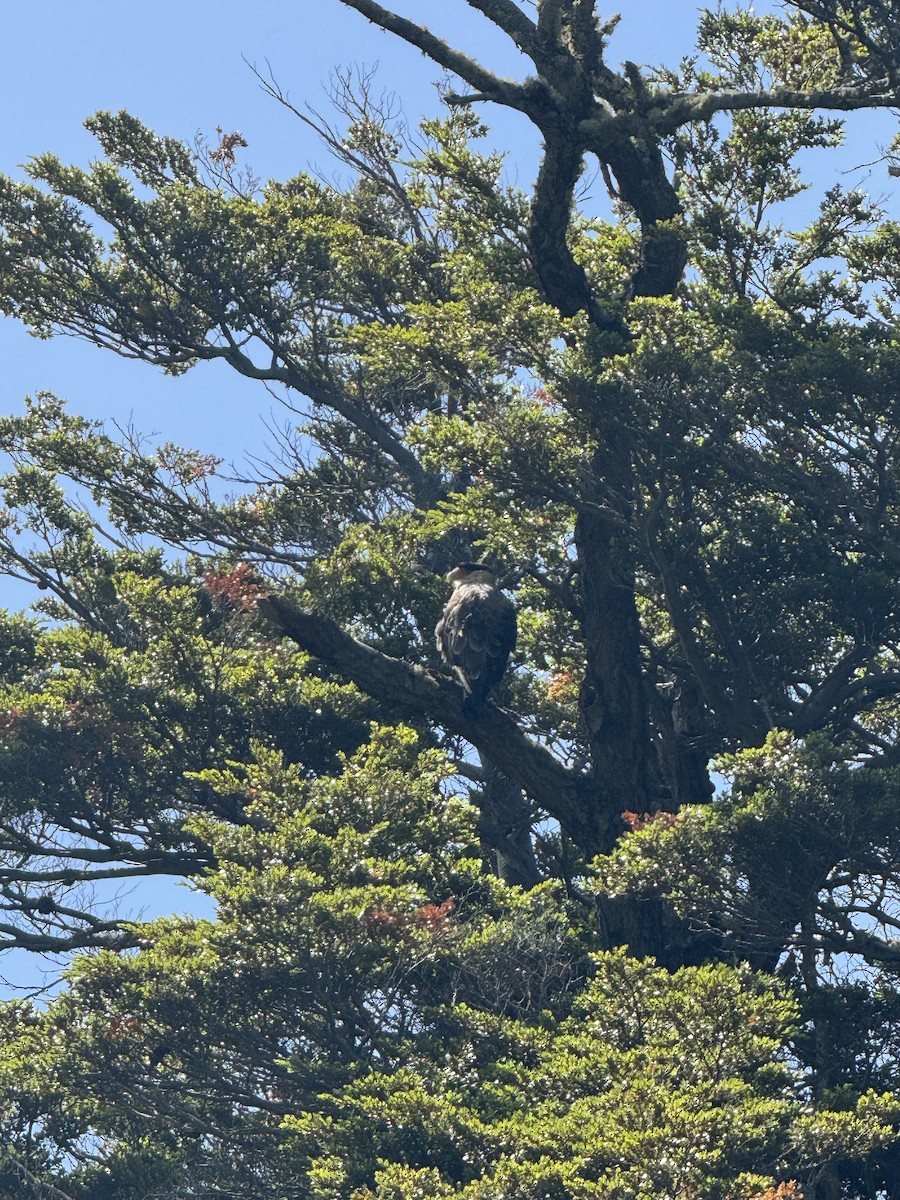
[[296, 954, 809, 1200], [0, 545, 376, 950], [2, 736, 894, 1198], [596, 733, 900, 966]]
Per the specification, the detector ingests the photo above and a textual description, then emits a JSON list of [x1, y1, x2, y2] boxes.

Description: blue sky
[[0, 1, 897, 990]]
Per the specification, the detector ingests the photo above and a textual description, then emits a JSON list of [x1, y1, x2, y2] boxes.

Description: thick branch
[[656, 84, 900, 132], [528, 137, 602, 320], [815, 917, 900, 967], [339, 0, 689, 307], [335, 0, 523, 103], [464, 0, 540, 62], [259, 594, 610, 850], [788, 642, 872, 734]]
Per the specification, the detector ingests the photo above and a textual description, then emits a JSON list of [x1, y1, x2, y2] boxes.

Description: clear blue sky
[[0, 1, 896, 991]]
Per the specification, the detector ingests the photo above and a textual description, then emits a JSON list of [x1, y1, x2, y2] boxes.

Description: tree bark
[[576, 439, 654, 828], [475, 753, 543, 888]]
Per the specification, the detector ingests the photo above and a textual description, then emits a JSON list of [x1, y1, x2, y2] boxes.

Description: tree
[[0, 0, 900, 1194]]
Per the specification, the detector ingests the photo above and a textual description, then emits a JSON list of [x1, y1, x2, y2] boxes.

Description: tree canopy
[[1, 1, 900, 1196]]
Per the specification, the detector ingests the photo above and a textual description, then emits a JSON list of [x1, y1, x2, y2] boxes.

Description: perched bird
[[435, 562, 516, 709]]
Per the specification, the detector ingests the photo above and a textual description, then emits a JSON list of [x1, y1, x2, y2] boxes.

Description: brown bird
[[435, 562, 516, 709]]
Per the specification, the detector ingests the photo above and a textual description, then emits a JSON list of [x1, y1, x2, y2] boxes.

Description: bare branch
[[335, 0, 523, 103], [464, 0, 540, 61], [217, 340, 441, 504], [815, 916, 900, 967], [655, 84, 900, 133], [11, 1159, 77, 1200]]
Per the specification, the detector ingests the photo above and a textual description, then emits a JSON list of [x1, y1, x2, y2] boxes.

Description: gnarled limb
[[336, 0, 690, 310], [338, 0, 900, 316], [527, 136, 598, 319]]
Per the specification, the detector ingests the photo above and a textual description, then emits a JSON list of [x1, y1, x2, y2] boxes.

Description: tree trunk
[[576, 442, 653, 832], [476, 753, 542, 889]]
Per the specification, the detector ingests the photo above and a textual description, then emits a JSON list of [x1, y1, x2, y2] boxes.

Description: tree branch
[[0, 919, 138, 953], [259, 594, 610, 850], [335, 0, 523, 103], [656, 84, 900, 133], [340, 0, 690, 308], [527, 136, 601, 320], [815, 913, 900, 967], [788, 641, 872, 734], [217, 341, 441, 504], [464, 0, 540, 62]]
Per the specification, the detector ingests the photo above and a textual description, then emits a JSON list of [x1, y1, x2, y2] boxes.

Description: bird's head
[[446, 561, 498, 586]]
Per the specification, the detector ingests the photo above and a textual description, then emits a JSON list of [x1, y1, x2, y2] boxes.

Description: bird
[[435, 562, 516, 710]]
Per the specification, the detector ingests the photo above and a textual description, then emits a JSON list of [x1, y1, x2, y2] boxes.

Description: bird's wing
[[439, 588, 516, 694]]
